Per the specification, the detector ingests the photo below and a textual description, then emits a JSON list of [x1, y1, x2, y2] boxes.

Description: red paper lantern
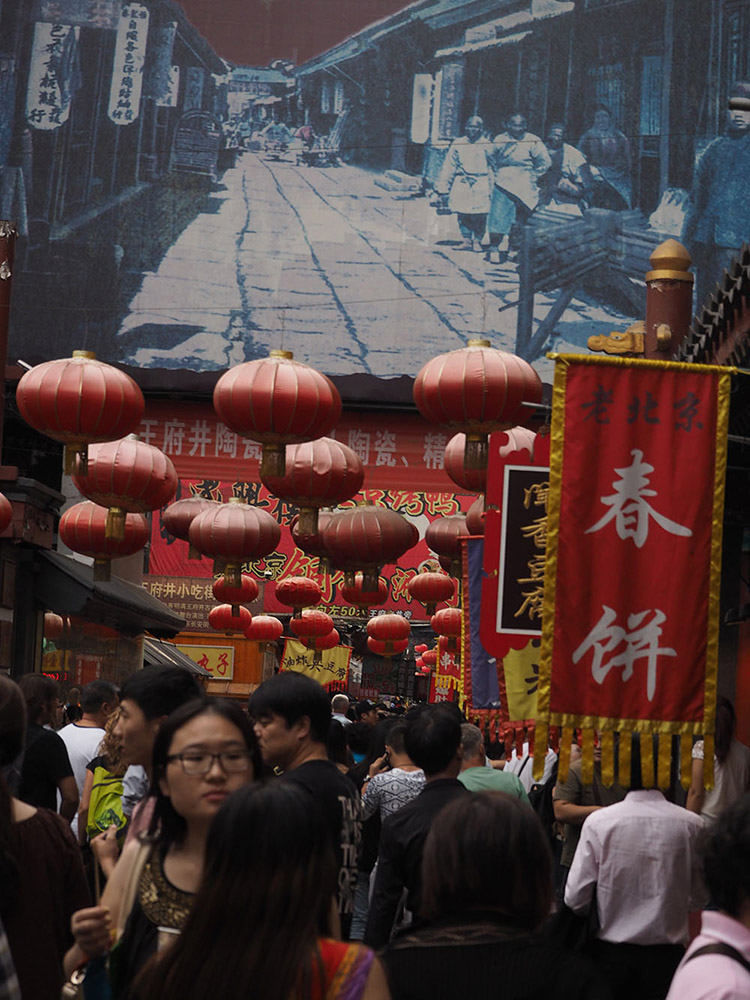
[[303, 628, 340, 652], [290, 609, 334, 639], [367, 613, 411, 642], [291, 510, 333, 572], [73, 435, 178, 540], [415, 644, 429, 655], [432, 607, 462, 638], [209, 604, 252, 634], [189, 498, 281, 587], [367, 636, 409, 657], [407, 571, 455, 616], [59, 500, 150, 581], [244, 615, 284, 645], [422, 648, 438, 667], [425, 514, 469, 578], [466, 495, 485, 536], [261, 437, 364, 535], [413, 339, 542, 470], [0, 493, 11, 535], [44, 612, 71, 641], [212, 574, 259, 616], [276, 576, 322, 614], [340, 573, 388, 612], [322, 502, 419, 590], [213, 350, 342, 477], [16, 350, 145, 474], [163, 496, 220, 559]]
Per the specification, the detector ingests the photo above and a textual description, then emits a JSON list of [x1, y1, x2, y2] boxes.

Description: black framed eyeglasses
[[166, 751, 253, 776]]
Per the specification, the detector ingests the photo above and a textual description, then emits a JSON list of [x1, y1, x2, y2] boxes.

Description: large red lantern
[[244, 615, 284, 648], [0, 493, 11, 535], [261, 437, 364, 535], [163, 496, 220, 559], [466, 495, 485, 536], [322, 502, 419, 590], [367, 614, 411, 654], [73, 435, 178, 540], [16, 351, 145, 474], [290, 609, 334, 639], [432, 607, 462, 652], [413, 339, 542, 470], [275, 576, 322, 614], [407, 571, 455, 616], [209, 604, 252, 635], [212, 574, 259, 616], [213, 350, 342, 477], [340, 573, 388, 612], [59, 500, 150, 581], [425, 514, 469, 578], [189, 498, 281, 587], [367, 636, 409, 658]]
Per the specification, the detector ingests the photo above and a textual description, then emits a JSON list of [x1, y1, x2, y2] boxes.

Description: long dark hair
[[136, 782, 336, 1000], [715, 696, 737, 765], [146, 698, 262, 851], [0, 675, 26, 913]]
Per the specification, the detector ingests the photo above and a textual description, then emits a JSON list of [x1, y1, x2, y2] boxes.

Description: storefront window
[[42, 614, 142, 686]]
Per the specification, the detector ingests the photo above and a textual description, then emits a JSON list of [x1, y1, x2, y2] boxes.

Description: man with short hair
[[249, 672, 363, 938], [17, 674, 78, 823], [332, 693, 352, 727], [565, 736, 705, 1000], [364, 705, 468, 949], [458, 723, 529, 803], [58, 680, 118, 837], [357, 700, 378, 727]]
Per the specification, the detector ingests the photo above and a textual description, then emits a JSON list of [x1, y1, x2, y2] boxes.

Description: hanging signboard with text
[[535, 355, 732, 790], [107, 2, 149, 125]]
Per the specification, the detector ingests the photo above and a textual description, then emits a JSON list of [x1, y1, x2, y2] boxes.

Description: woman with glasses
[[64, 698, 261, 997]]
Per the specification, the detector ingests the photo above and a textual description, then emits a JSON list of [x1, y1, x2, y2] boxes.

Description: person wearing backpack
[[666, 793, 750, 999], [78, 709, 128, 847]]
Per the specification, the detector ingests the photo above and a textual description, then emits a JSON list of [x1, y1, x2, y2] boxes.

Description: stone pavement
[[118, 151, 635, 380]]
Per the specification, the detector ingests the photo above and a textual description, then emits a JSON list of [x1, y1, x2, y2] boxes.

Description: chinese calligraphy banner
[[535, 355, 732, 789], [280, 638, 352, 687]]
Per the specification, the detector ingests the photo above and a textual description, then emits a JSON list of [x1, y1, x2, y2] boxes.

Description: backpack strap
[[686, 943, 750, 975]]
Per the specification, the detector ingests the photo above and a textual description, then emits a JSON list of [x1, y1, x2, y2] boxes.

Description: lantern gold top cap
[[467, 338, 491, 348], [72, 350, 97, 360], [269, 350, 293, 359], [228, 496, 246, 505], [646, 239, 694, 283]]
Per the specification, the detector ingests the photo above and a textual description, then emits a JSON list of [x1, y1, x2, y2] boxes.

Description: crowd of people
[[435, 105, 630, 262], [1, 669, 750, 999]]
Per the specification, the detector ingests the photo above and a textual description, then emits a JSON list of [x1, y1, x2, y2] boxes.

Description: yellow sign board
[[280, 639, 351, 687], [176, 644, 234, 679]]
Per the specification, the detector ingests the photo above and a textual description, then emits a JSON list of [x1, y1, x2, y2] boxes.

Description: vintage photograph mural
[[1, 0, 749, 384]]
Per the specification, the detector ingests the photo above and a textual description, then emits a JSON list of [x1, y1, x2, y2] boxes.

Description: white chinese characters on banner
[[585, 449, 692, 549], [26, 22, 80, 131], [158, 65, 179, 109], [107, 2, 149, 126], [572, 605, 677, 702]]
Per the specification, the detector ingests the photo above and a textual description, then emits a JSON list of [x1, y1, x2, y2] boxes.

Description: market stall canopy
[[143, 637, 211, 677], [36, 550, 186, 638]]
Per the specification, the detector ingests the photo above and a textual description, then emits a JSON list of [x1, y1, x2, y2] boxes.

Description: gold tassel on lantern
[[105, 507, 126, 541]]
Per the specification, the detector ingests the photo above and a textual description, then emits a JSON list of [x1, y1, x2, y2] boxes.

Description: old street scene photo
[[3, 0, 749, 383]]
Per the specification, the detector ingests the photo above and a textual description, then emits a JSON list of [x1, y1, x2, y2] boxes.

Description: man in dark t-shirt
[[249, 674, 362, 937], [17, 674, 77, 821]]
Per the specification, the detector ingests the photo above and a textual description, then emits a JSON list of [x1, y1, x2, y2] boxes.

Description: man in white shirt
[[58, 680, 118, 836], [564, 735, 705, 1000]]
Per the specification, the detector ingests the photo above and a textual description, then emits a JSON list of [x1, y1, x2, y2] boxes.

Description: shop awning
[[435, 29, 532, 59], [35, 550, 186, 638], [143, 637, 211, 677], [253, 95, 282, 106]]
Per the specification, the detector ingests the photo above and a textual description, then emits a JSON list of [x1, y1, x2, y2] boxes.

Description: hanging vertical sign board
[[534, 355, 733, 790], [26, 22, 80, 130], [37, 1, 120, 29], [107, 2, 149, 126]]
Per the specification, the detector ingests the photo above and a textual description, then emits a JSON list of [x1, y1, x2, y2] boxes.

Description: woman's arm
[[362, 957, 391, 1000], [686, 756, 706, 815]]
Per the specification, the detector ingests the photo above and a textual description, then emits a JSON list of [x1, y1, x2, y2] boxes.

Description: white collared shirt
[[667, 911, 750, 999], [564, 789, 706, 944]]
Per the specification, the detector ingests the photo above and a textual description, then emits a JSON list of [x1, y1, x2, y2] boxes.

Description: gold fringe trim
[[600, 731, 615, 787]]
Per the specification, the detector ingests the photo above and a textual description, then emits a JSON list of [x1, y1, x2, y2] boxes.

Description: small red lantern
[[415, 643, 429, 655], [413, 339, 542, 470], [212, 574, 259, 616], [209, 604, 252, 635], [73, 435, 178, 540], [302, 627, 340, 664], [16, 350, 145, 474], [443, 426, 536, 493], [261, 437, 364, 535], [0, 493, 11, 535], [425, 514, 469, 578], [407, 571, 455, 616], [422, 648, 438, 667], [290, 609, 334, 639], [163, 496, 220, 559], [340, 573, 388, 612], [189, 498, 281, 587], [367, 613, 411, 642], [213, 350, 342, 477], [275, 576, 322, 614], [322, 502, 418, 590], [44, 612, 71, 641], [432, 607, 462, 652], [466, 495, 485, 536], [367, 636, 409, 657], [59, 500, 150, 581], [244, 615, 284, 648]]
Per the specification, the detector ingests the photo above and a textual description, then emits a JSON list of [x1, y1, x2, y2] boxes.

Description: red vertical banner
[[535, 356, 732, 788]]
